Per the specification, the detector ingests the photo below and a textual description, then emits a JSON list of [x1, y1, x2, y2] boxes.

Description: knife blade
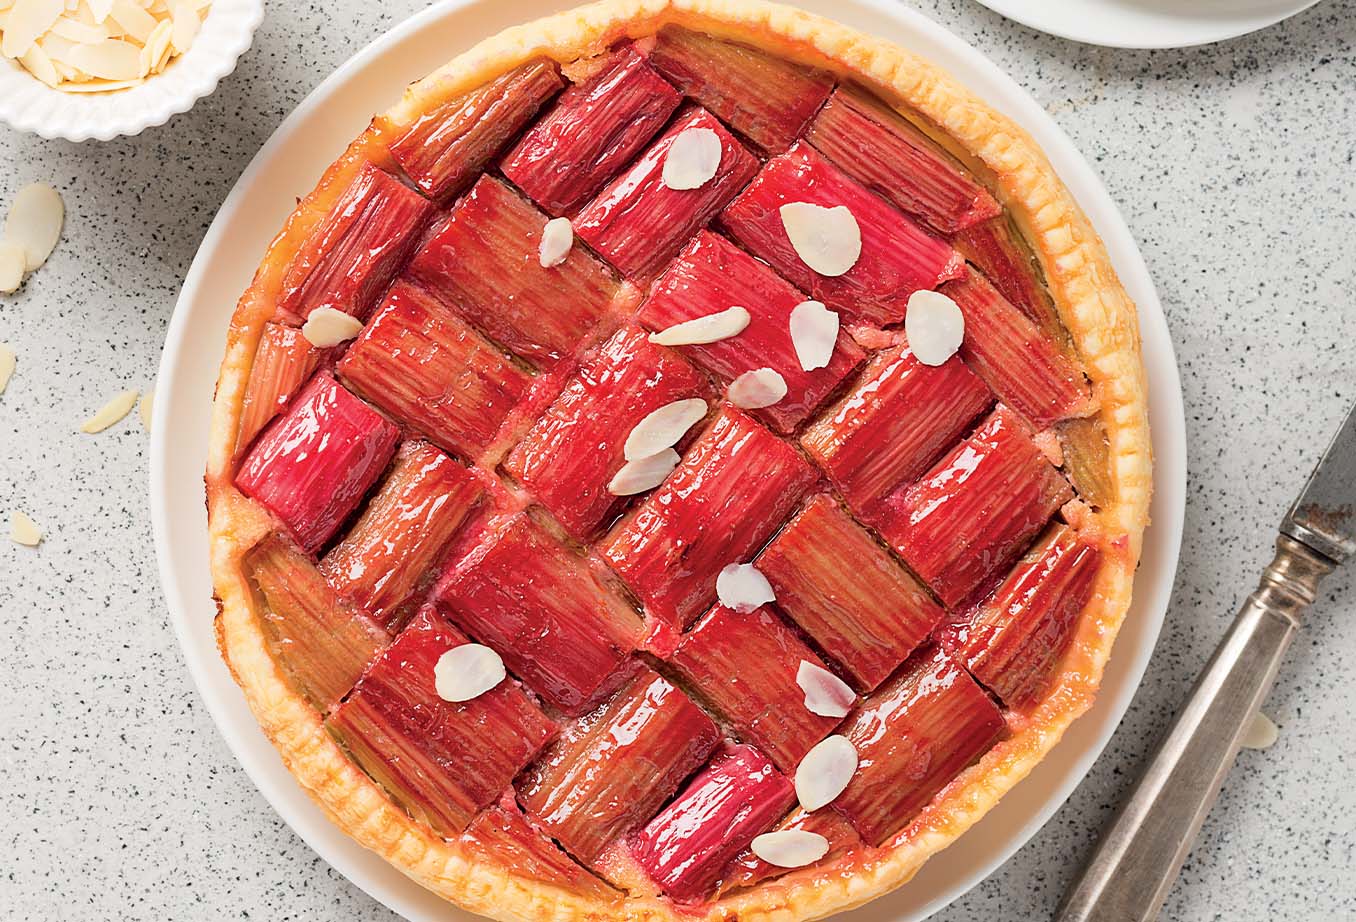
[[1282, 401, 1356, 563]]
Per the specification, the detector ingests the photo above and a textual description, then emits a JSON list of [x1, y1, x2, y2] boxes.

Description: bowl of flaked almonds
[[0, 0, 263, 141]]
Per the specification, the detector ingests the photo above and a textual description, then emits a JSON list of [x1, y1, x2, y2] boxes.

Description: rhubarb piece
[[519, 666, 720, 862], [463, 801, 617, 898], [404, 176, 620, 366], [326, 605, 554, 837], [276, 163, 434, 324], [638, 232, 863, 433], [720, 142, 964, 327], [246, 535, 389, 712], [602, 407, 817, 626], [757, 495, 943, 691], [942, 267, 1091, 427], [806, 87, 1000, 234], [1055, 415, 1115, 508], [321, 441, 483, 630], [833, 647, 1005, 845], [390, 60, 564, 200], [574, 107, 759, 281], [800, 345, 991, 513], [718, 807, 860, 895], [951, 216, 1067, 345], [669, 605, 841, 773], [501, 46, 682, 214], [502, 326, 707, 539], [880, 407, 1074, 609], [943, 524, 1102, 709], [645, 26, 832, 154], [234, 372, 399, 553], [434, 512, 643, 714], [337, 281, 532, 460], [631, 743, 795, 903], [236, 322, 330, 453]]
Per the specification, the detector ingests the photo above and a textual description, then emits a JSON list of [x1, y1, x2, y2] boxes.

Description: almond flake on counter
[[80, 388, 138, 433], [779, 202, 861, 277], [1241, 711, 1279, 750], [608, 448, 680, 496], [301, 306, 364, 347], [139, 385, 155, 433], [11, 510, 43, 547], [795, 735, 857, 811], [434, 643, 506, 703], [0, 343, 15, 395], [662, 126, 722, 191], [4, 183, 64, 272], [905, 289, 965, 366], [537, 216, 573, 268], [796, 660, 855, 719], [716, 562, 774, 613], [0, 242, 25, 293], [727, 367, 787, 409], [788, 300, 838, 371], [751, 830, 830, 868], [648, 305, 750, 346], [623, 397, 707, 461]]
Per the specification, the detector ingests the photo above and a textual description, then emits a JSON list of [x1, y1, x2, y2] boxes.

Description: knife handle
[[1055, 534, 1335, 922]]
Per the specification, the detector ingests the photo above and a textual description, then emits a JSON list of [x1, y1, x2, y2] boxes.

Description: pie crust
[[204, 2, 1152, 920]]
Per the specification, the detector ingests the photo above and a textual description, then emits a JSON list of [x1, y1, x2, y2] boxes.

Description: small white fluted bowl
[[0, 0, 264, 142]]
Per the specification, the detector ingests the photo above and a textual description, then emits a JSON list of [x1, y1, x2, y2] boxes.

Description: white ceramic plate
[[150, 1, 1187, 919], [972, 0, 1323, 49]]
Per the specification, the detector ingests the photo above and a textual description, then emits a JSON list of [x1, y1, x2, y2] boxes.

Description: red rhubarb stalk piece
[[404, 175, 621, 366], [574, 107, 760, 282], [246, 535, 389, 712], [501, 46, 682, 215], [880, 406, 1074, 609], [390, 60, 564, 201], [518, 666, 720, 862], [337, 281, 533, 461], [717, 807, 861, 895], [1055, 415, 1115, 509], [806, 87, 1001, 234], [757, 495, 944, 692], [668, 604, 842, 772], [631, 743, 795, 903], [644, 26, 833, 154], [325, 605, 555, 837], [502, 325, 708, 540], [434, 512, 644, 714], [462, 800, 618, 899], [720, 141, 964, 327], [942, 524, 1102, 709], [236, 322, 332, 454], [602, 406, 817, 627], [321, 440, 484, 630], [833, 646, 1005, 846], [234, 372, 399, 553], [638, 231, 863, 433], [951, 216, 1068, 345], [942, 267, 1092, 428], [276, 163, 433, 324], [799, 343, 991, 513]]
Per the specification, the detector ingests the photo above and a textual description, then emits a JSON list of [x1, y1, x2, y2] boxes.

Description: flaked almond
[[779, 202, 861, 277], [4, 183, 64, 272], [20, 42, 60, 86], [716, 561, 775, 613], [788, 300, 838, 371], [1241, 711, 1279, 750], [0, 242, 26, 293], [80, 388, 138, 433], [537, 216, 573, 268], [67, 37, 142, 81], [169, 0, 199, 54], [795, 734, 857, 811], [88, 0, 116, 24], [751, 829, 830, 868], [109, 0, 156, 42], [796, 660, 855, 719], [2, 0, 64, 59], [301, 306, 364, 347], [727, 367, 786, 409], [0, 343, 15, 395], [649, 305, 750, 346], [905, 289, 964, 366], [433, 643, 506, 702], [139, 385, 155, 433], [608, 448, 680, 496], [662, 126, 722, 191], [623, 397, 707, 461], [11, 510, 43, 547]]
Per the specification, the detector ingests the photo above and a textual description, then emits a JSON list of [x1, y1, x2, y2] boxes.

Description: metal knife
[[1056, 400, 1356, 922]]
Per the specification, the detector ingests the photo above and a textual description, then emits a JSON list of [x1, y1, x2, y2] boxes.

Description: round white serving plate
[[150, 1, 1187, 919], [972, 0, 1323, 50]]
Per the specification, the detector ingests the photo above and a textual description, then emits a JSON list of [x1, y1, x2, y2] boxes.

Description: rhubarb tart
[[205, 2, 1151, 919]]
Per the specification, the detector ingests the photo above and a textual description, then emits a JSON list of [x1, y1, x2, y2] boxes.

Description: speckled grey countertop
[[2, 1, 1354, 919]]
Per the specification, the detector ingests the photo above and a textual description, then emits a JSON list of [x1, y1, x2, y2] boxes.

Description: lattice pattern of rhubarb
[[229, 23, 1114, 907]]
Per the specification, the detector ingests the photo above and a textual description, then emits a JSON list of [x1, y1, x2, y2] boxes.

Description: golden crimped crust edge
[[203, 2, 1153, 920]]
